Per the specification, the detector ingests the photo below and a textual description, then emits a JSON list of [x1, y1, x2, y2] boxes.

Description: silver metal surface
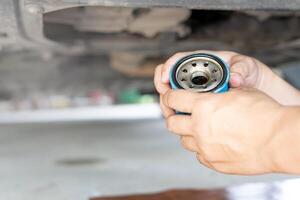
[[175, 57, 224, 92]]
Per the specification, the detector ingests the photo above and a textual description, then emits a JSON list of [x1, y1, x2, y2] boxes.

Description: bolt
[[26, 4, 44, 14]]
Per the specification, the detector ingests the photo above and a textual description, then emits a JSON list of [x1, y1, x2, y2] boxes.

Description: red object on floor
[[90, 179, 300, 200], [90, 189, 226, 200]]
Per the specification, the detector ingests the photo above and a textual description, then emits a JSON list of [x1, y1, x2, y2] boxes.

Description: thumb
[[229, 55, 258, 88], [230, 72, 244, 88]]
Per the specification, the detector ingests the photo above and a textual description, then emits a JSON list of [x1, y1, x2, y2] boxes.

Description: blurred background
[[0, 1, 300, 200]]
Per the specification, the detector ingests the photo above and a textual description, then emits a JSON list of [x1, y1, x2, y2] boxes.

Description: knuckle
[[231, 54, 246, 61], [232, 55, 255, 67], [180, 136, 185, 143], [230, 55, 258, 76], [180, 137, 189, 149], [196, 153, 219, 170], [232, 54, 256, 67], [166, 116, 175, 132], [196, 145, 235, 173], [196, 153, 204, 162], [243, 56, 256, 66], [196, 153, 209, 164], [163, 90, 173, 107]]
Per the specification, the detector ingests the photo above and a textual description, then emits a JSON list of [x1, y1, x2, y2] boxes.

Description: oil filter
[[170, 53, 230, 93]]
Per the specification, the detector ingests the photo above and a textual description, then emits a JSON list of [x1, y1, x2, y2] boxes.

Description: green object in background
[[118, 89, 141, 104], [138, 95, 155, 104], [118, 89, 155, 104]]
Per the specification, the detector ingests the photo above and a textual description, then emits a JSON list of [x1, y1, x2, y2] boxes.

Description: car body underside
[[0, 0, 300, 101]]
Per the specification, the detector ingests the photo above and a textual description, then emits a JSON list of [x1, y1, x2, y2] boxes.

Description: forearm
[[269, 106, 300, 174], [259, 66, 300, 106]]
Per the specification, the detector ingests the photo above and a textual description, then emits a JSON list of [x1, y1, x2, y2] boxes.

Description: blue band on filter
[[169, 53, 230, 93], [212, 60, 230, 93]]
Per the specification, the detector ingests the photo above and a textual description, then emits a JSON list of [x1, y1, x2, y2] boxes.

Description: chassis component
[[1, 0, 300, 53]]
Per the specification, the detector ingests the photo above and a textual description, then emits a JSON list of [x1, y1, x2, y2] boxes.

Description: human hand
[[155, 50, 300, 110], [161, 88, 284, 175], [156, 50, 273, 92], [154, 50, 271, 118], [154, 51, 300, 174]]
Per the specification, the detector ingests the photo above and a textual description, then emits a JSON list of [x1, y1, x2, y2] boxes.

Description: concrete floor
[[0, 120, 294, 200]]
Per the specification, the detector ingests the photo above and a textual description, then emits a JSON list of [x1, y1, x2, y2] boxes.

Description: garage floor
[[0, 120, 293, 200]]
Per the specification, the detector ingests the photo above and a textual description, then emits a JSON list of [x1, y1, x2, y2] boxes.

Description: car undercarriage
[[0, 0, 300, 107]]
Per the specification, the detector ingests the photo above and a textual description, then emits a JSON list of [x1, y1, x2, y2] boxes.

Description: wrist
[[268, 106, 300, 174], [258, 64, 300, 105]]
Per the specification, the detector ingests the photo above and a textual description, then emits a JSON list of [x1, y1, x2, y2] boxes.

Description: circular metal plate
[[175, 56, 224, 92]]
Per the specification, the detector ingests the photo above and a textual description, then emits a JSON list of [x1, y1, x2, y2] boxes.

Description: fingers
[[155, 64, 174, 117], [229, 55, 258, 88], [154, 64, 171, 94], [163, 90, 198, 113], [180, 136, 198, 152], [229, 60, 249, 88], [196, 153, 214, 169], [159, 95, 175, 118], [166, 115, 193, 136], [230, 73, 244, 88], [162, 89, 214, 113]]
